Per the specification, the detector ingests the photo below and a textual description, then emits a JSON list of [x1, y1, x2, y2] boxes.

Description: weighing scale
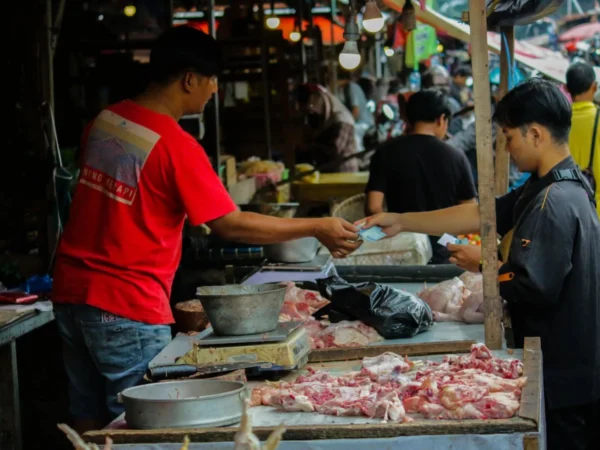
[[149, 321, 311, 375], [242, 255, 337, 285]]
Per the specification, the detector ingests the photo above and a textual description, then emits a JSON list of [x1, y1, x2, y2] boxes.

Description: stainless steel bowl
[[196, 283, 286, 335], [120, 380, 245, 429], [264, 237, 320, 263]]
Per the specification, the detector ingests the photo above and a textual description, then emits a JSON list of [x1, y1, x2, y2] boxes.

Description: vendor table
[[291, 172, 368, 205], [0, 307, 54, 450], [84, 265, 544, 449], [85, 339, 544, 449]]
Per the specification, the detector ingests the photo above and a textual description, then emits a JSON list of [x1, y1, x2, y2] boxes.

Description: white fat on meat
[[302, 319, 383, 350], [439, 384, 489, 410], [472, 392, 521, 419], [270, 392, 315, 412], [361, 352, 414, 383]]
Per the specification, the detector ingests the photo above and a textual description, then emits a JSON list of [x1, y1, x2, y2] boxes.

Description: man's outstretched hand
[[355, 213, 403, 239], [315, 218, 361, 259]]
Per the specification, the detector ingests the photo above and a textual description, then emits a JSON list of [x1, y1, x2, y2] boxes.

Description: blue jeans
[[54, 304, 172, 421]]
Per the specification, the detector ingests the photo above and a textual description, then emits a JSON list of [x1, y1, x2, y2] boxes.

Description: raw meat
[[301, 318, 384, 349], [434, 291, 484, 324], [417, 276, 485, 324], [361, 352, 414, 383], [417, 278, 470, 316], [251, 343, 527, 423], [459, 272, 483, 293], [279, 282, 329, 322]]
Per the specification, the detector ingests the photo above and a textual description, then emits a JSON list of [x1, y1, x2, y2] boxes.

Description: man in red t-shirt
[[52, 26, 360, 432]]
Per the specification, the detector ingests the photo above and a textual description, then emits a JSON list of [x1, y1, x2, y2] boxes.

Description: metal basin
[[196, 283, 286, 336], [120, 380, 245, 429]]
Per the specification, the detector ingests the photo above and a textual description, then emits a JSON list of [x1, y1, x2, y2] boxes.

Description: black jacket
[[497, 157, 600, 409]]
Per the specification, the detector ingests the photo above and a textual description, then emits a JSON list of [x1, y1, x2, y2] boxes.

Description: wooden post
[[469, 0, 503, 350], [495, 26, 514, 195]]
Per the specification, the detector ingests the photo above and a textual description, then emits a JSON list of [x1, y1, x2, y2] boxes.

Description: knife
[[146, 361, 270, 381]]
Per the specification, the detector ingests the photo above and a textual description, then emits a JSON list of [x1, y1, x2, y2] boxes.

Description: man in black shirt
[[361, 79, 600, 450], [365, 88, 477, 264]]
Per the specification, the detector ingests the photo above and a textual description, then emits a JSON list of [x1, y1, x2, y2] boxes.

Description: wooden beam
[[309, 340, 476, 362], [495, 26, 515, 195], [469, 0, 503, 350]]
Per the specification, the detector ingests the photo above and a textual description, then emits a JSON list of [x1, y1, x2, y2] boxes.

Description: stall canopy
[[384, 0, 600, 83]]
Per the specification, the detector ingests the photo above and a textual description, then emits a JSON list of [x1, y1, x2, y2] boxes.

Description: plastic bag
[[486, 0, 563, 31], [317, 276, 434, 339]]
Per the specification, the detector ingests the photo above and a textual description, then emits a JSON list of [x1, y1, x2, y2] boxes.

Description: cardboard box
[[221, 154, 237, 188]]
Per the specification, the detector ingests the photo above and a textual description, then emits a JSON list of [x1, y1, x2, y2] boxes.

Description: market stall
[[384, 0, 600, 83], [81, 259, 545, 449], [0, 306, 54, 450], [291, 172, 369, 206], [83, 336, 543, 449]]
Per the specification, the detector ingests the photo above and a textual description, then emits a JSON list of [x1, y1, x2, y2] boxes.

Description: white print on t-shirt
[[79, 110, 160, 205]]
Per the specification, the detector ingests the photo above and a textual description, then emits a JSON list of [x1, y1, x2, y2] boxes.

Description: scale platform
[[242, 255, 337, 285], [193, 321, 303, 346], [176, 324, 311, 370]]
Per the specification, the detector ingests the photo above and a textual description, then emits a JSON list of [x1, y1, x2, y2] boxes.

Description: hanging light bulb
[[123, 4, 137, 17], [266, 16, 280, 29], [339, 40, 361, 70], [339, 6, 361, 71], [290, 27, 302, 42], [362, 0, 385, 33], [265, 0, 280, 29], [384, 46, 394, 57], [401, 0, 416, 32]]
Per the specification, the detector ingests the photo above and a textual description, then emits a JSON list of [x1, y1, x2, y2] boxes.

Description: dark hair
[[494, 78, 571, 144], [406, 88, 452, 124], [453, 64, 472, 78], [566, 62, 596, 97], [149, 26, 222, 84], [358, 77, 375, 99], [296, 83, 313, 104]]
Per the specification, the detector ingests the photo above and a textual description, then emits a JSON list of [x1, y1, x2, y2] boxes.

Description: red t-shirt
[[52, 100, 237, 324]]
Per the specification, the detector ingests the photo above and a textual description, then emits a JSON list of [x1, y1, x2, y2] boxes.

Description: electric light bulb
[[384, 46, 394, 57], [339, 40, 361, 71], [362, 1, 385, 33], [266, 16, 280, 29], [124, 5, 136, 17], [290, 30, 302, 42]]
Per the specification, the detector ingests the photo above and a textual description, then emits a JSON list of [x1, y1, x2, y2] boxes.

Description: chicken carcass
[[459, 272, 483, 293], [418, 278, 470, 316], [235, 398, 286, 450], [434, 291, 484, 324], [418, 276, 485, 324]]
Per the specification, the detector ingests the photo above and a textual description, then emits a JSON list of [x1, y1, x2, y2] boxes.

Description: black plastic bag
[[317, 276, 433, 339], [486, 0, 563, 31]]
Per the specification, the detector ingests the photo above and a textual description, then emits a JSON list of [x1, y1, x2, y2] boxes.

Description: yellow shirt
[[569, 101, 600, 215]]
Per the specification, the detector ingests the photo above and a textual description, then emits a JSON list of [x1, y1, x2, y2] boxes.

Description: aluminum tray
[[119, 380, 245, 429]]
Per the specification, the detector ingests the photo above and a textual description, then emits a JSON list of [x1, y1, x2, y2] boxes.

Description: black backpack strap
[[589, 108, 599, 171], [552, 169, 596, 206]]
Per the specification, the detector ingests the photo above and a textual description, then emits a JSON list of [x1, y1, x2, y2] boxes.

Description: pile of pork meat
[[250, 343, 527, 423]]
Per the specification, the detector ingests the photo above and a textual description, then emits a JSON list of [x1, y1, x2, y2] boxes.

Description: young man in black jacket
[[361, 79, 600, 450]]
